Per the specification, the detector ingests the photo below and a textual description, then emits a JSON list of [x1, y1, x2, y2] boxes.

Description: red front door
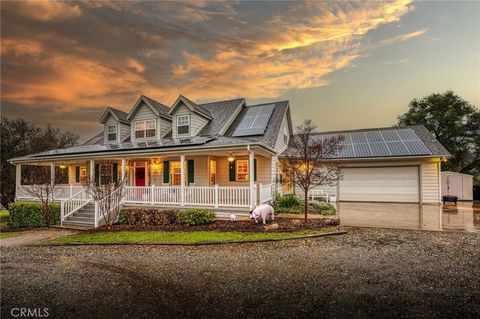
[[135, 167, 146, 186]]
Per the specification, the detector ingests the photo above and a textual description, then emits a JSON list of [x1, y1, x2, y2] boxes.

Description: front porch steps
[[63, 203, 95, 228]]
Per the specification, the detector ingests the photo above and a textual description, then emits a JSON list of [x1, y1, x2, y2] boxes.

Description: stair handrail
[[94, 186, 123, 228], [60, 188, 91, 226]]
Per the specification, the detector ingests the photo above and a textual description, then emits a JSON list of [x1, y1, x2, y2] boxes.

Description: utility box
[[442, 171, 473, 201]]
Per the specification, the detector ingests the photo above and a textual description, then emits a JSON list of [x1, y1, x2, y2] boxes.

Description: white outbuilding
[[442, 171, 473, 201]]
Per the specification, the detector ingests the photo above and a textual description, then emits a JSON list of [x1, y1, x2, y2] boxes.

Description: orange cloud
[[9, 0, 82, 21], [2, 0, 419, 111]]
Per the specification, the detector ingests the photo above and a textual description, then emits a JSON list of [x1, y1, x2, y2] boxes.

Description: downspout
[[247, 145, 255, 210]]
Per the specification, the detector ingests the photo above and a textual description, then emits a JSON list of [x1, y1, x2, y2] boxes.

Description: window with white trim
[[107, 125, 117, 141], [236, 160, 249, 181], [177, 115, 190, 135], [283, 125, 288, 144], [135, 119, 156, 138]]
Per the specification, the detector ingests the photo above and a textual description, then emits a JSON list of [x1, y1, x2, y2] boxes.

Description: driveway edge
[[38, 227, 347, 246]]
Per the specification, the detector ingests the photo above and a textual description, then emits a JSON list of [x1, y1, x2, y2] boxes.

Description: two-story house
[[10, 94, 449, 228]]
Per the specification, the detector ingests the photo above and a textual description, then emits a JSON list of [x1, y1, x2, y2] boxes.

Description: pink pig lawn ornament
[[249, 204, 275, 225]]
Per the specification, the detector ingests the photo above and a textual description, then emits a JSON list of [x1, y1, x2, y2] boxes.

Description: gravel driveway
[[1, 228, 479, 318]]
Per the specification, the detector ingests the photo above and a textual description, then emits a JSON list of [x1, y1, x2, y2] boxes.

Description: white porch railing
[[95, 186, 123, 228], [18, 184, 268, 210], [17, 185, 84, 201], [259, 183, 273, 204], [61, 189, 91, 226], [124, 185, 251, 208]]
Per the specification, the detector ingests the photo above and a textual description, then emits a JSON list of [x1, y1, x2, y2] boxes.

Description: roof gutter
[[9, 142, 277, 165]]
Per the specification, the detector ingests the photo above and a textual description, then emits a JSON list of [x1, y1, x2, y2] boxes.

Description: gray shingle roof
[[179, 95, 212, 119], [109, 108, 129, 122], [198, 98, 245, 136], [142, 95, 171, 118]]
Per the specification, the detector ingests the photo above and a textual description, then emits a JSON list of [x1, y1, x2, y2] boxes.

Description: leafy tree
[[282, 120, 343, 223], [0, 117, 79, 208], [398, 91, 480, 185]]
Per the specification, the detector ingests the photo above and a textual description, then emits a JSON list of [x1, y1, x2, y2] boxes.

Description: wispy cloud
[[383, 58, 409, 65], [2, 0, 418, 113]]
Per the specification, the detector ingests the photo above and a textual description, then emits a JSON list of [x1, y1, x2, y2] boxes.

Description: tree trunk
[[304, 191, 308, 224]]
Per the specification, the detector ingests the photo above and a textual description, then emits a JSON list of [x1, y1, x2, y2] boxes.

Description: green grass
[[0, 210, 10, 229], [52, 229, 336, 244], [0, 231, 20, 239]]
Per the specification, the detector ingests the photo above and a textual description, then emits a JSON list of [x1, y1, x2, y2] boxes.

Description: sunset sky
[[1, 0, 479, 142]]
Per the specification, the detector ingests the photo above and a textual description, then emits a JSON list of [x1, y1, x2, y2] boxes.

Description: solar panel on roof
[[330, 128, 431, 159], [233, 104, 275, 137]]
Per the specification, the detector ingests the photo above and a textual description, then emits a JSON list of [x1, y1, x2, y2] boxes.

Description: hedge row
[[8, 202, 60, 228], [118, 208, 215, 226]]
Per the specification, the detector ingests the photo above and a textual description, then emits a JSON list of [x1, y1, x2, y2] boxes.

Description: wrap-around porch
[[15, 147, 276, 227]]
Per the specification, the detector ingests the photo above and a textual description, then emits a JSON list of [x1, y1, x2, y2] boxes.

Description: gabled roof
[[225, 100, 291, 149], [99, 107, 130, 124], [198, 98, 245, 136], [169, 95, 212, 120], [126, 95, 172, 121]]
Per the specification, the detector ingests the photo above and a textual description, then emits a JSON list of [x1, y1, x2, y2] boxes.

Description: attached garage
[[338, 166, 419, 203]]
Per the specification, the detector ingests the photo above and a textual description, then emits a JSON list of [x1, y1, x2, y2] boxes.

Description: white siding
[[274, 114, 289, 153], [103, 115, 118, 144], [160, 118, 171, 137], [171, 103, 209, 138], [441, 171, 473, 201], [216, 155, 271, 186], [422, 162, 440, 203], [119, 123, 131, 142], [130, 102, 162, 143]]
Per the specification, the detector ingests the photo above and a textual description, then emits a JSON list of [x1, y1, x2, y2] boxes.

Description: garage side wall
[[421, 162, 441, 204]]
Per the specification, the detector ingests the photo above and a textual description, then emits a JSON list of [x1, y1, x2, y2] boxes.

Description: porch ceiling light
[[228, 154, 235, 162], [59, 165, 67, 169]]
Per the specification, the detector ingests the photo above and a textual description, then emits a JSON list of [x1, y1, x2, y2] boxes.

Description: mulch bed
[[88, 217, 340, 233]]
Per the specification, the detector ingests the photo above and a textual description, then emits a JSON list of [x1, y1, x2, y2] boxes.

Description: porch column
[[50, 163, 55, 186], [180, 155, 185, 206], [89, 160, 95, 184], [249, 150, 255, 210], [121, 158, 126, 181], [15, 164, 21, 201]]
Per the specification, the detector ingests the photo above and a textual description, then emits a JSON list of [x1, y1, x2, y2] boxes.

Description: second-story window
[[107, 125, 117, 141], [135, 120, 156, 139], [177, 115, 190, 135], [283, 125, 288, 144]]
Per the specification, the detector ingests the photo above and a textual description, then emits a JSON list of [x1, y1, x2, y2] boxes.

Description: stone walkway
[[1, 229, 78, 247]]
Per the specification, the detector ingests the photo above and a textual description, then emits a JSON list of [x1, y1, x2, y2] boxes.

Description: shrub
[[276, 194, 301, 208], [122, 208, 178, 226], [309, 200, 336, 215], [177, 209, 215, 226], [117, 209, 129, 225], [8, 202, 60, 228]]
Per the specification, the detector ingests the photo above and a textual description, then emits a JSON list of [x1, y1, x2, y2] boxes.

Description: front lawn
[[0, 231, 21, 239], [52, 229, 338, 244]]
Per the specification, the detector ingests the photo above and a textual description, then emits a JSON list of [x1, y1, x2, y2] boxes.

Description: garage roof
[[282, 125, 450, 159]]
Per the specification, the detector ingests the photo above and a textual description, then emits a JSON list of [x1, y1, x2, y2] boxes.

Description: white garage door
[[339, 167, 419, 202]]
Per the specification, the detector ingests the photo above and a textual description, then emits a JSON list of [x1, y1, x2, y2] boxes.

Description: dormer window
[[283, 125, 288, 144], [135, 119, 156, 139], [107, 125, 117, 141], [177, 115, 190, 135]]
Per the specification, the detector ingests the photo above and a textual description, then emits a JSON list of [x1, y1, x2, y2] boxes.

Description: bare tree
[[22, 165, 58, 227], [282, 120, 344, 223], [83, 161, 125, 229]]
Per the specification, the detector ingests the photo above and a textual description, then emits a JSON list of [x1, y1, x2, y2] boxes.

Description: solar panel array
[[233, 104, 275, 137], [320, 129, 431, 158]]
